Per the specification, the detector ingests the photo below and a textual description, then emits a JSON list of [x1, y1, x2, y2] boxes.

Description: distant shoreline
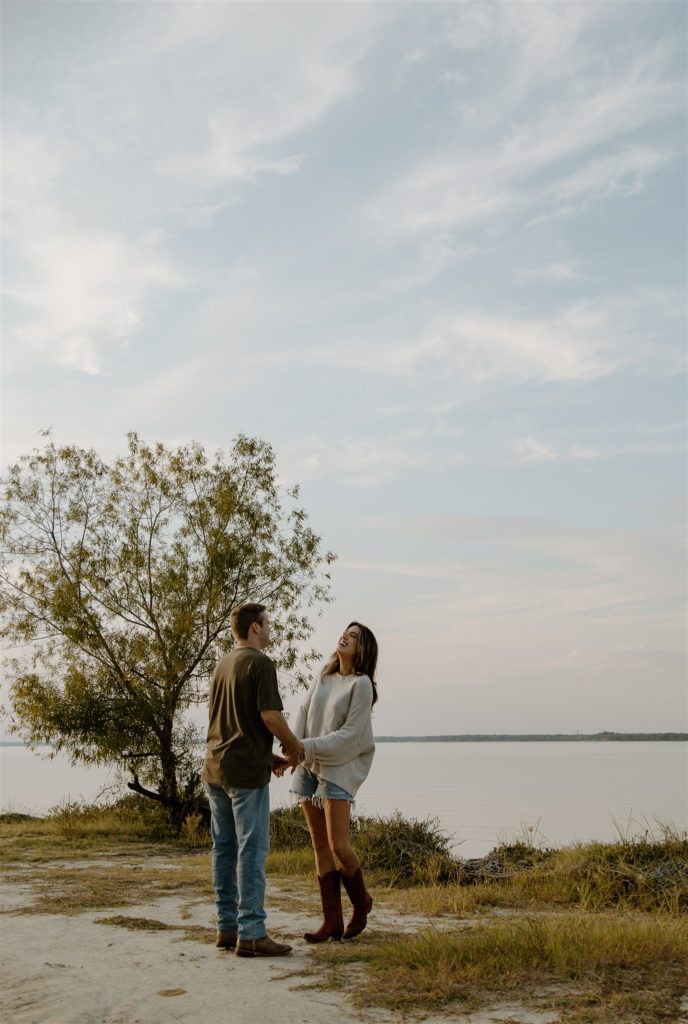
[[3, 732, 687, 747], [374, 732, 688, 742]]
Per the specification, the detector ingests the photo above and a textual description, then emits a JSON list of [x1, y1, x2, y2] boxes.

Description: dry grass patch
[[270, 805, 460, 885], [96, 914, 173, 930], [313, 912, 688, 1023], [2, 852, 212, 915], [96, 914, 218, 945], [385, 830, 688, 917], [0, 797, 176, 868], [266, 847, 315, 877]]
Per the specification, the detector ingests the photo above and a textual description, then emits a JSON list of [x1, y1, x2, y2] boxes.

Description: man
[[203, 602, 304, 957]]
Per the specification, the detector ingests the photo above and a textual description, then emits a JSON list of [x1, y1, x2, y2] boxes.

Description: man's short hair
[[230, 602, 266, 640]]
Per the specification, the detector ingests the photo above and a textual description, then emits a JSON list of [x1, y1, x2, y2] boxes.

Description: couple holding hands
[[202, 602, 378, 958]]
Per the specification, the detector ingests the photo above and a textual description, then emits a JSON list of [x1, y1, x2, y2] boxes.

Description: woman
[[289, 621, 378, 942]]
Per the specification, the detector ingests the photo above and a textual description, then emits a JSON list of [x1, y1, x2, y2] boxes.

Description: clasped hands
[[271, 739, 305, 777]]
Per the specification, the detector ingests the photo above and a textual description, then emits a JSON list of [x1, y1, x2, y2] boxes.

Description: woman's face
[[337, 624, 361, 659]]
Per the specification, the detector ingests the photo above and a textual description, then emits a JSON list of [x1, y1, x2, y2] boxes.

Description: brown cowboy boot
[[215, 929, 237, 949], [304, 869, 344, 943], [236, 934, 292, 957], [341, 867, 373, 939]]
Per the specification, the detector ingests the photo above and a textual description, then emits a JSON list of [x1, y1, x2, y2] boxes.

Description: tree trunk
[[125, 773, 210, 829], [159, 727, 185, 827], [124, 722, 210, 830]]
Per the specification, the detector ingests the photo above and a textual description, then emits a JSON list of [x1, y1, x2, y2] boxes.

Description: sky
[[2, 1, 686, 736]]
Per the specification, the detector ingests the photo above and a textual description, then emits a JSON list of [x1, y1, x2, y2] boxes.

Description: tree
[[0, 434, 333, 821]]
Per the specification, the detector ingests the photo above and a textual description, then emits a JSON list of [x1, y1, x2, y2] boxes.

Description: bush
[[270, 805, 461, 884], [46, 795, 174, 840], [180, 811, 210, 848], [486, 841, 554, 870], [354, 812, 461, 885], [270, 803, 312, 850], [569, 832, 688, 911]]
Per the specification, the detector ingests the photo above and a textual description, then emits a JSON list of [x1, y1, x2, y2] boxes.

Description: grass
[[2, 799, 686, 1021], [3, 855, 212, 915], [96, 914, 173, 930], [313, 914, 688, 1022], [270, 804, 462, 884], [2, 800, 685, 914], [95, 914, 220, 945], [385, 828, 688, 917], [266, 846, 315, 876], [0, 795, 175, 866]]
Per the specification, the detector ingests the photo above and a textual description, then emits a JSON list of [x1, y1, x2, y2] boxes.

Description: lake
[[1, 741, 685, 858]]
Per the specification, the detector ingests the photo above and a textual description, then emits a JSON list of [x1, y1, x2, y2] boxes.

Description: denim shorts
[[290, 765, 353, 803]]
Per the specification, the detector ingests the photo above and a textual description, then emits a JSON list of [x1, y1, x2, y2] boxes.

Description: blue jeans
[[204, 782, 270, 940]]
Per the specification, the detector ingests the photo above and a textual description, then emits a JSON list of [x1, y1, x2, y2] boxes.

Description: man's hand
[[271, 753, 289, 777], [260, 709, 304, 771], [280, 739, 304, 768]]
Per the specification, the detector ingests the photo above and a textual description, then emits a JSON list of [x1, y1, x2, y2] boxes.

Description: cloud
[[4, 227, 181, 375], [366, 24, 681, 243], [341, 514, 686, 625], [553, 147, 671, 203], [158, 5, 387, 185], [511, 434, 685, 465], [448, 0, 597, 89], [511, 437, 558, 464], [511, 437, 602, 465], [1, 4, 390, 375], [509, 436, 602, 464], [425, 305, 617, 384], [518, 262, 581, 283], [257, 289, 683, 389], [279, 433, 465, 488]]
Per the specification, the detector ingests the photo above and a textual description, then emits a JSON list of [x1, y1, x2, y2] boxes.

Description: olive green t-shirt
[[202, 647, 283, 789]]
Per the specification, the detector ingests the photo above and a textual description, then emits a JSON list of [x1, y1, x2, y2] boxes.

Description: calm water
[[2, 742, 685, 858]]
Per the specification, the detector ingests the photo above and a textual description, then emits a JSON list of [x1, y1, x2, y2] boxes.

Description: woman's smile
[[338, 628, 360, 651]]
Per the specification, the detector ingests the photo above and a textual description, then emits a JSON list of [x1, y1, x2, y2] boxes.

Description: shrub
[[270, 803, 312, 850], [46, 794, 174, 840], [353, 812, 461, 885], [269, 805, 461, 884], [569, 832, 688, 911], [180, 811, 210, 848]]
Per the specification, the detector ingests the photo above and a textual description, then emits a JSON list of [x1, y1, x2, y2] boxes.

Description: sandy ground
[[0, 867, 560, 1024]]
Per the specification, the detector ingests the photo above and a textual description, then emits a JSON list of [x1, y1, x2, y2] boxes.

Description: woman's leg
[[324, 799, 372, 939], [301, 799, 343, 942], [323, 799, 360, 877], [301, 800, 337, 876]]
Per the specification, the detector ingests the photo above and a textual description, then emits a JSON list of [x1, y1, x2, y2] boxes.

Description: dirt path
[[0, 864, 555, 1024]]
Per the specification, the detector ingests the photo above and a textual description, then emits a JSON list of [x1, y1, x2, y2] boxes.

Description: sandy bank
[[0, 859, 558, 1024]]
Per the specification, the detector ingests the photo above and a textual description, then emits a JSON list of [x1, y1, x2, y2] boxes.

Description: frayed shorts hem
[[289, 766, 354, 805]]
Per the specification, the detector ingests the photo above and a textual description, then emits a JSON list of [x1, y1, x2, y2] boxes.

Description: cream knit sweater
[[292, 672, 375, 798]]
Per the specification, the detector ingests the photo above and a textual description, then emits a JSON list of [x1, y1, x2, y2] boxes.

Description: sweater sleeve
[[301, 676, 373, 767], [292, 678, 318, 741]]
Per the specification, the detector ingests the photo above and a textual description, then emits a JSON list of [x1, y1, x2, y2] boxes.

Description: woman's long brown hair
[[323, 621, 379, 706]]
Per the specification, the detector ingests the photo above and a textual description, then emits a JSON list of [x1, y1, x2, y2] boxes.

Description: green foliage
[[46, 794, 175, 841], [0, 434, 333, 813], [566, 830, 688, 912], [333, 915, 688, 1020], [269, 807, 688, 908], [392, 826, 688, 916], [269, 804, 461, 884], [179, 811, 210, 848], [353, 811, 461, 885], [270, 803, 313, 850]]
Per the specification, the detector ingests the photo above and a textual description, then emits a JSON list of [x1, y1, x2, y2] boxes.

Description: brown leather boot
[[215, 929, 237, 949], [341, 867, 373, 939], [303, 869, 344, 943], [236, 935, 292, 957]]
